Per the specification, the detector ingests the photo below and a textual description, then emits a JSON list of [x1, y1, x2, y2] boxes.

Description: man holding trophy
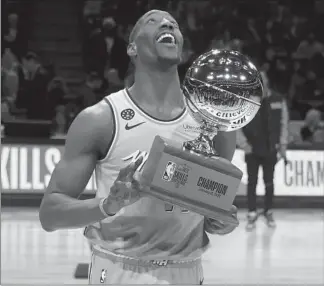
[[39, 10, 263, 284]]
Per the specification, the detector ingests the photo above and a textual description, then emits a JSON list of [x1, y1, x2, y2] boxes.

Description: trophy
[[140, 49, 264, 226]]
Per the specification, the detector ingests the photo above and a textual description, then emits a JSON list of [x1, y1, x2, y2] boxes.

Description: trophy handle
[[183, 120, 219, 158]]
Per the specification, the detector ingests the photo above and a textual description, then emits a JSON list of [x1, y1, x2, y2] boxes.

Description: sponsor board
[[232, 150, 324, 196], [1, 144, 96, 193], [1, 144, 323, 196]]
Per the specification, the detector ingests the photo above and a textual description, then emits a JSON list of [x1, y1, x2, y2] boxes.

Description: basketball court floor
[[2, 207, 323, 284]]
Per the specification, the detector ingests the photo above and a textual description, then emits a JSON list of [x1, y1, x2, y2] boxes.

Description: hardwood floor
[[2, 208, 323, 284]]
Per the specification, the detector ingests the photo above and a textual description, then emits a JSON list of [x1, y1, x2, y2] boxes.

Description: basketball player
[[39, 10, 238, 284]]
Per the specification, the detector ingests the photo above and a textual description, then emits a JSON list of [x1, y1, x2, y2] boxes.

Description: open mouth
[[156, 33, 176, 45]]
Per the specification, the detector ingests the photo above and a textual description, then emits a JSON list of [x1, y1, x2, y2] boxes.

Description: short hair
[[128, 10, 168, 43]]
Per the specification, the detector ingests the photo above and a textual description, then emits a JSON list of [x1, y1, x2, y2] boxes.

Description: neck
[[129, 64, 184, 114]]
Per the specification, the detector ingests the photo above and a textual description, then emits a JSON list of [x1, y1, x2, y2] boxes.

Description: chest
[[115, 117, 201, 164]]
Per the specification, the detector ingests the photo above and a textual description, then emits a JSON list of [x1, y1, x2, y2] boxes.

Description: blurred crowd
[[1, 0, 324, 142], [1, 2, 70, 133]]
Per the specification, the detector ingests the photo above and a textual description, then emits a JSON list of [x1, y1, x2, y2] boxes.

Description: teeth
[[157, 33, 175, 44]]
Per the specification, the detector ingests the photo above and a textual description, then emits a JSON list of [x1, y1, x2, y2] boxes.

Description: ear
[[127, 43, 137, 57]]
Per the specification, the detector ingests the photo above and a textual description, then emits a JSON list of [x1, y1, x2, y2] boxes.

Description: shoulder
[[65, 99, 115, 159], [78, 99, 113, 129], [76, 88, 125, 124]]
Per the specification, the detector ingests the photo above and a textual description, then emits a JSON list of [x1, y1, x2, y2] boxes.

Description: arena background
[[1, 0, 324, 284]]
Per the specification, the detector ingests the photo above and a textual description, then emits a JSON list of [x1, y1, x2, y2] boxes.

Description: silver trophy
[[183, 49, 263, 156], [141, 49, 264, 226]]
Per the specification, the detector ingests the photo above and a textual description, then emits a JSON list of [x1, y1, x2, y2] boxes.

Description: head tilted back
[[128, 10, 167, 43]]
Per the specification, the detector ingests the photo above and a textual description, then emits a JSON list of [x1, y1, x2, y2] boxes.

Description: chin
[[157, 55, 181, 67]]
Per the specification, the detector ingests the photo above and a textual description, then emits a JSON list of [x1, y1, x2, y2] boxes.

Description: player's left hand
[[277, 144, 287, 163], [204, 205, 238, 235]]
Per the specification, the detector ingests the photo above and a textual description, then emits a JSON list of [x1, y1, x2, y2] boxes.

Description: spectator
[[1, 68, 16, 121], [237, 77, 289, 231], [104, 18, 130, 83], [293, 33, 324, 60], [2, 11, 29, 63], [20, 52, 52, 120], [77, 71, 109, 109], [1, 65, 19, 105], [53, 105, 66, 136], [2, 13, 22, 72], [47, 77, 68, 120], [25, 0, 322, 134], [3, 13, 19, 60], [300, 108, 324, 143], [12, 60, 28, 111], [82, 21, 108, 78]]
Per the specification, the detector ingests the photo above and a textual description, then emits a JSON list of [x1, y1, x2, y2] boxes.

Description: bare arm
[[39, 101, 113, 232]]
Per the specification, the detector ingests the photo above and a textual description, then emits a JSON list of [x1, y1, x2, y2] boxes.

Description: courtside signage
[[232, 149, 324, 196], [1, 144, 96, 193], [1, 144, 323, 196]]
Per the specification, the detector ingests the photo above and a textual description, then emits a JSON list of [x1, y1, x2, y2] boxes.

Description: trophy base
[[140, 183, 239, 226], [183, 138, 218, 158], [140, 136, 243, 226], [183, 122, 219, 158]]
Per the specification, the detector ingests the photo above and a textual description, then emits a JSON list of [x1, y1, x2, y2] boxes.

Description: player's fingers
[[208, 218, 225, 229], [131, 178, 141, 190], [116, 156, 143, 181], [110, 182, 120, 196], [116, 166, 128, 180], [122, 188, 141, 205], [126, 155, 144, 181], [129, 189, 141, 202], [230, 205, 238, 216]]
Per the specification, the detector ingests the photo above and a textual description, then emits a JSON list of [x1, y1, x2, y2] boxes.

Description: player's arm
[[39, 102, 113, 232], [204, 131, 238, 235]]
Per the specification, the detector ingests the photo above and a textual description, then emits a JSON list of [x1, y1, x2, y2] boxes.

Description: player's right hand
[[103, 155, 144, 215]]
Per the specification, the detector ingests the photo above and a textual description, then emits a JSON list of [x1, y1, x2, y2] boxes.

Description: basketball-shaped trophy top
[[183, 49, 264, 132]]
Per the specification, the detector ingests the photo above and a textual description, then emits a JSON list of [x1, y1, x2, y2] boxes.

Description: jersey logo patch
[[125, 122, 145, 130], [121, 108, 135, 120]]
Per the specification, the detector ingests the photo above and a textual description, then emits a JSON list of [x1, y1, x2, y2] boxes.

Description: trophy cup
[[139, 49, 264, 226]]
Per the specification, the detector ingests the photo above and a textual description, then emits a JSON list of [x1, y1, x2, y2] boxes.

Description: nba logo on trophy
[[162, 161, 177, 181]]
